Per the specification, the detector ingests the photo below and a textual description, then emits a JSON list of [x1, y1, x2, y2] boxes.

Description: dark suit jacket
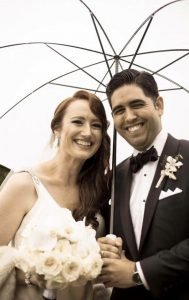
[[111, 134, 189, 300]]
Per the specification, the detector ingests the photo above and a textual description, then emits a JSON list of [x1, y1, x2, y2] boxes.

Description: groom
[[98, 69, 189, 299]]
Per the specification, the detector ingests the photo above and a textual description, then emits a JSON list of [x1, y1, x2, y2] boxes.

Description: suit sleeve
[[140, 237, 189, 298]]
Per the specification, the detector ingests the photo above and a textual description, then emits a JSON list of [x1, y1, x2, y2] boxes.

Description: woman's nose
[[82, 123, 92, 136]]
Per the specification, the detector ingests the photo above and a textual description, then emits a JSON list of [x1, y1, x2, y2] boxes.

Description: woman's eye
[[92, 123, 102, 129], [72, 120, 83, 125]]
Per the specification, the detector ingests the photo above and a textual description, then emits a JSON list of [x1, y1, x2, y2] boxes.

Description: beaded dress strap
[[19, 169, 41, 196]]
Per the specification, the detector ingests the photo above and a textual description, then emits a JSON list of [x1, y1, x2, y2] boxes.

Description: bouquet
[[15, 207, 103, 299]]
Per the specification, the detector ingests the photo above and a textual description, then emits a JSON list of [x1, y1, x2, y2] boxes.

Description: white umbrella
[[0, 0, 189, 171]]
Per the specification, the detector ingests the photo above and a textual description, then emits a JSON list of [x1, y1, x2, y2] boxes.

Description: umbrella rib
[[121, 48, 189, 58], [90, 13, 112, 78], [79, 0, 117, 56], [50, 82, 105, 94], [0, 41, 114, 58], [0, 57, 115, 119], [95, 60, 115, 93], [0, 82, 48, 119], [153, 51, 189, 74], [120, 57, 189, 93], [129, 17, 153, 68], [45, 43, 106, 87], [159, 87, 182, 92], [51, 58, 114, 81], [119, 0, 184, 55]]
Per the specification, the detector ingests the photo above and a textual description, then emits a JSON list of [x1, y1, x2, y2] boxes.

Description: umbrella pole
[[109, 15, 153, 234], [109, 58, 119, 234], [109, 127, 117, 234]]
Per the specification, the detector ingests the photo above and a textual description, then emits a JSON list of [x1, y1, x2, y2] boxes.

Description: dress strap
[[18, 169, 41, 197], [18, 170, 57, 207]]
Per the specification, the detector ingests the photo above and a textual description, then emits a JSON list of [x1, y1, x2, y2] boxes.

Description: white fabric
[[159, 187, 182, 200], [13, 170, 105, 300], [130, 130, 168, 289], [130, 130, 167, 248]]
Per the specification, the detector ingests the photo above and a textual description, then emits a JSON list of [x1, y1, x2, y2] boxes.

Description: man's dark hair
[[106, 69, 159, 106]]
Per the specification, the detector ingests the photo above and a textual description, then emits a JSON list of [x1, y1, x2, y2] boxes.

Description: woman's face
[[58, 99, 103, 161]]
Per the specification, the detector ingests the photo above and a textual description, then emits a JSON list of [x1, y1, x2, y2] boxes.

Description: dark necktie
[[130, 146, 158, 173]]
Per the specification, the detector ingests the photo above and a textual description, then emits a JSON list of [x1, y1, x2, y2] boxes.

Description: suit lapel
[[139, 134, 180, 252], [116, 159, 139, 259]]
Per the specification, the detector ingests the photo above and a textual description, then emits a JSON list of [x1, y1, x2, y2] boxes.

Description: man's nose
[[125, 108, 136, 121]]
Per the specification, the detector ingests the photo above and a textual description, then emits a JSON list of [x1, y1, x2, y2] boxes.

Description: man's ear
[[155, 96, 164, 116]]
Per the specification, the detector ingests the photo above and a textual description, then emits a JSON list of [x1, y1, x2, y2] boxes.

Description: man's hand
[[97, 236, 136, 288], [98, 252, 136, 288]]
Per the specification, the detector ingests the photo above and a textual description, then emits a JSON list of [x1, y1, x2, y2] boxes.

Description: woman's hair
[[106, 69, 159, 106], [51, 90, 111, 229]]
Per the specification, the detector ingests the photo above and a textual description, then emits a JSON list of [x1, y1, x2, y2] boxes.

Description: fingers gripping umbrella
[[0, 0, 189, 233]]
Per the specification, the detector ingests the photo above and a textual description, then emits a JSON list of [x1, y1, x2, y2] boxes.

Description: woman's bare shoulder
[[3, 171, 34, 191], [0, 171, 37, 208], [0, 172, 37, 245]]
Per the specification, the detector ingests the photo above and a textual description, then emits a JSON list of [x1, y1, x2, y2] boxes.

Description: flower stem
[[155, 174, 165, 188]]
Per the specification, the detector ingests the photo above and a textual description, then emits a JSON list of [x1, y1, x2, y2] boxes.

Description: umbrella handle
[[106, 234, 117, 240], [43, 289, 56, 300]]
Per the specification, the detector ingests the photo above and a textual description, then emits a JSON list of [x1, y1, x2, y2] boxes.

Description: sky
[[0, 0, 189, 170]]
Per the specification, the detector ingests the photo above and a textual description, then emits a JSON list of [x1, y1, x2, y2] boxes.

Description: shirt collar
[[133, 130, 168, 157]]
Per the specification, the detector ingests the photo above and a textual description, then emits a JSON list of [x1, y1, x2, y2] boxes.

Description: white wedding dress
[[12, 170, 107, 300]]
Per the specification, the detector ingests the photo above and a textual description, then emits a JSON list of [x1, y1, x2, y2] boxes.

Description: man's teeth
[[127, 124, 142, 132], [76, 140, 91, 146]]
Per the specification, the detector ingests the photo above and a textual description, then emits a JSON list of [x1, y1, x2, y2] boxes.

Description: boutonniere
[[155, 154, 183, 188]]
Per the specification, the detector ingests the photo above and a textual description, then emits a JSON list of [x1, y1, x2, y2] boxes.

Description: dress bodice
[[12, 170, 106, 300], [14, 171, 66, 249], [14, 170, 105, 248]]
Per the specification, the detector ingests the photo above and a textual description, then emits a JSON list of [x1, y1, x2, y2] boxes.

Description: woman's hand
[[16, 268, 46, 289], [97, 236, 122, 259]]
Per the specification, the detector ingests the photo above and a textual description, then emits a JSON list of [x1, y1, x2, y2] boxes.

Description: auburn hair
[[51, 90, 111, 229]]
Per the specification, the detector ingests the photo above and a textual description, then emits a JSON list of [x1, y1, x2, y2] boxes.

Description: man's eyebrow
[[130, 99, 144, 104], [112, 99, 144, 112]]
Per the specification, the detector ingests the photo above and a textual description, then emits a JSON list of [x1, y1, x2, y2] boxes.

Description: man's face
[[111, 84, 163, 151]]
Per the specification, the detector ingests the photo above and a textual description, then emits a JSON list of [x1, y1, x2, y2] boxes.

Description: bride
[[0, 90, 111, 300]]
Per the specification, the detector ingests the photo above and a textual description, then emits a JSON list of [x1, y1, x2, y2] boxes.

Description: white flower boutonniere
[[155, 154, 183, 188]]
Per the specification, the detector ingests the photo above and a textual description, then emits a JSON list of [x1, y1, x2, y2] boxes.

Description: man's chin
[[125, 137, 146, 151]]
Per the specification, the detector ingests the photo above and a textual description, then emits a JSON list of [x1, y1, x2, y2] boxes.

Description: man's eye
[[113, 108, 125, 116], [131, 102, 145, 109]]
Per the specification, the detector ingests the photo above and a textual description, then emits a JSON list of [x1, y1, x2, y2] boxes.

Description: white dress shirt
[[129, 130, 168, 288]]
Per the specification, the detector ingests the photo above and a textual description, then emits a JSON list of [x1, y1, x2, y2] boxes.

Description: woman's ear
[[52, 131, 61, 150]]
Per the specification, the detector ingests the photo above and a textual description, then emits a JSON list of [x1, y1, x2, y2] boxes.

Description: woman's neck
[[36, 154, 84, 186]]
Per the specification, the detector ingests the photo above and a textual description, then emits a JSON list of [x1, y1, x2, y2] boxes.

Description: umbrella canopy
[[0, 0, 189, 170]]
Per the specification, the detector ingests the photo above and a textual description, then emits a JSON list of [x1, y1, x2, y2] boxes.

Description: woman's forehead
[[64, 99, 100, 120]]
